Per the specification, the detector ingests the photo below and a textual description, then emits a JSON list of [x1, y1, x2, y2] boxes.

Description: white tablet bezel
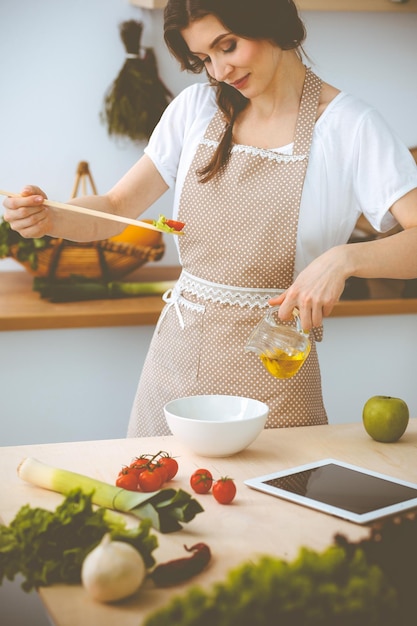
[[244, 458, 417, 524]]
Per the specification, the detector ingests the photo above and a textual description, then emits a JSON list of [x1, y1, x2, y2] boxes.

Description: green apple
[[362, 395, 409, 443]]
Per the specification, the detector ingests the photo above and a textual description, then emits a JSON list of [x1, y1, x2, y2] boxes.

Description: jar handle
[[266, 305, 306, 335]]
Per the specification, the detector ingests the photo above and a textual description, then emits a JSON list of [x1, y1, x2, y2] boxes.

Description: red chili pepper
[[150, 543, 211, 587]]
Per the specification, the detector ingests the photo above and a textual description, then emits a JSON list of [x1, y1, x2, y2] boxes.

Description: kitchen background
[[1, 0, 417, 451], [1, 1, 417, 450], [0, 1, 416, 624]]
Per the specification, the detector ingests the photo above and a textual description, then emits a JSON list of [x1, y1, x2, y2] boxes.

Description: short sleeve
[[353, 108, 417, 232], [144, 82, 216, 189]]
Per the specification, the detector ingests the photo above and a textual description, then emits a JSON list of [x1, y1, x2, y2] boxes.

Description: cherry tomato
[[115, 467, 138, 492], [137, 467, 164, 492], [129, 456, 150, 469], [212, 477, 236, 504], [152, 462, 169, 485], [166, 219, 185, 232], [190, 469, 213, 494], [129, 457, 150, 478], [158, 455, 179, 481]]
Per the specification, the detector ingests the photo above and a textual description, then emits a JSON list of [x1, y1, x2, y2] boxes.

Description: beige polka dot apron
[[128, 68, 327, 437]]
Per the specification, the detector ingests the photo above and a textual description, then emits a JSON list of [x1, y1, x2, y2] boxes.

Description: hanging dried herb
[[101, 20, 173, 142]]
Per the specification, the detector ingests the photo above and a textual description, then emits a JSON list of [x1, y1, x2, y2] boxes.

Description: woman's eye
[[223, 41, 237, 54]]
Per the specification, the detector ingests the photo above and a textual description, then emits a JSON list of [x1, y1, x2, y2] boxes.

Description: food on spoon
[[81, 533, 146, 603], [152, 214, 185, 233]]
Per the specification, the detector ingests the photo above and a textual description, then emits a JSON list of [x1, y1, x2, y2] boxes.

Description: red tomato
[[129, 457, 150, 478], [212, 477, 236, 504], [115, 467, 138, 492], [166, 219, 185, 232], [190, 469, 213, 494], [129, 456, 150, 469], [158, 455, 179, 481], [137, 468, 164, 492], [152, 462, 169, 485]]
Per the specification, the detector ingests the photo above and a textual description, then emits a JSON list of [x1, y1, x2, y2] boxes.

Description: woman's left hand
[[269, 246, 350, 331]]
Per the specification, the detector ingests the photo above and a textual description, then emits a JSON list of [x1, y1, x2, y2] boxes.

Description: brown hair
[[164, 0, 306, 181]]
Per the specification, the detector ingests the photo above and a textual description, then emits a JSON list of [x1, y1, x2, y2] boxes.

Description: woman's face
[[181, 14, 283, 99]]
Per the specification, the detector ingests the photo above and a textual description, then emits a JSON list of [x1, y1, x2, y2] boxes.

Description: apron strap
[[293, 68, 322, 155]]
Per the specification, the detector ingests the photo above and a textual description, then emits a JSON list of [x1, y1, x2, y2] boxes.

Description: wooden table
[[1, 420, 416, 625]]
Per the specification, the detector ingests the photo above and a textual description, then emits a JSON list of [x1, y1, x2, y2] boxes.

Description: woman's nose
[[211, 59, 232, 82]]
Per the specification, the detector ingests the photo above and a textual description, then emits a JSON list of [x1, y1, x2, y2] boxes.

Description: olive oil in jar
[[260, 345, 310, 379]]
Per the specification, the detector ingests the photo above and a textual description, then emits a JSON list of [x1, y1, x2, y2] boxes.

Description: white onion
[[81, 533, 146, 603]]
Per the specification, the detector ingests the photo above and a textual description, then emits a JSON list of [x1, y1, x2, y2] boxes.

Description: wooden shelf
[[298, 0, 417, 11], [0, 266, 181, 331], [129, 0, 417, 11], [1, 268, 416, 331], [129, 0, 166, 9]]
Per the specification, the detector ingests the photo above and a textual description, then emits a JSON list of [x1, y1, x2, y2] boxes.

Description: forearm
[[344, 226, 417, 281], [45, 194, 125, 242], [3, 155, 169, 242]]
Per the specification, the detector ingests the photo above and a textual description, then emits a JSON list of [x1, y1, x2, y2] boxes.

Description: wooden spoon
[[0, 189, 183, 235]]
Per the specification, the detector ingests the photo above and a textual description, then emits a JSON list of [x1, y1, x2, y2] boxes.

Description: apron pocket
[[153, 297, 205, 383]]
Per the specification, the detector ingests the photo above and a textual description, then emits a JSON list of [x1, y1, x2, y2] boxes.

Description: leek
[[33, 277, 176, 302], [18, 458, 203, 534]]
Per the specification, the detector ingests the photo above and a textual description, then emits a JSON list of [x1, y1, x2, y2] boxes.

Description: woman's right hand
[[2, 186, 51, 238]]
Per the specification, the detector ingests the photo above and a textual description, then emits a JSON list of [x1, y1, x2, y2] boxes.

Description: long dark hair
[[164, 0, 306, 181]]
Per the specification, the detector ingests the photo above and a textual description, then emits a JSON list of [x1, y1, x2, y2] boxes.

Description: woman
[[4, 0, 417, 436]]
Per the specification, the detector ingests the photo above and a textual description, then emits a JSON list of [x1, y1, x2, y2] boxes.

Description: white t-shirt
[[145, 82, 417, 277]]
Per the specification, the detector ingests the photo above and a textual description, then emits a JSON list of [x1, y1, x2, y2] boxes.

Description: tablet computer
[[244, 458, 417, 524]]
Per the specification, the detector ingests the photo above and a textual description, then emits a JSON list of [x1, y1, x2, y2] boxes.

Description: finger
[[298, 308, 313, 333], [274, 295, 298, 322], [5, 194, 45, 212], [21, 185, 47, 199], [311, 306, 324, 329], [268, 291, 286, 307], [7, 212, 49, 238]]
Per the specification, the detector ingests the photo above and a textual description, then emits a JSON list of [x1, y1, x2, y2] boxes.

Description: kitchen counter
[[1, 419, 416, 626], [1, 268, 417, 331], [0, 266, 181, 331]]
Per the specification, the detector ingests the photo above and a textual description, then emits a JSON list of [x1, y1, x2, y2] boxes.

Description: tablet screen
[[245, 459, 417, 524], [263, 463, 417, 514]]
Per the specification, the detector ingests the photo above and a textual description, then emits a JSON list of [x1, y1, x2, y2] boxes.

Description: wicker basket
[[10, 236, 165, 280]]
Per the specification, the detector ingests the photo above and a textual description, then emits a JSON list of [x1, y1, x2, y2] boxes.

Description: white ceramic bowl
[[164, 395, 269, 457]]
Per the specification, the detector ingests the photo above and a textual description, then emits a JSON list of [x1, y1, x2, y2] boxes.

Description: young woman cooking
[[4, 0, 417, 436]]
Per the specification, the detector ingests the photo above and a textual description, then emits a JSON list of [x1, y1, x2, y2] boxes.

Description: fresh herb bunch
[[335, 513, 417, 626], [144, 544, 398, 626], [0, 217, 51, 269], [0, 489, 158, 592], [145, 511, 417, 626]]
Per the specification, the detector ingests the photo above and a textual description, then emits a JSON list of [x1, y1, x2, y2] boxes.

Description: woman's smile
[[230, 73, 250, 90]]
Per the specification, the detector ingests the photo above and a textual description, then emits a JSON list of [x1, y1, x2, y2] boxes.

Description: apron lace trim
[[177, 270, 282, 309], [200, 138, 308, 163], [158, 270, 323, 342]]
